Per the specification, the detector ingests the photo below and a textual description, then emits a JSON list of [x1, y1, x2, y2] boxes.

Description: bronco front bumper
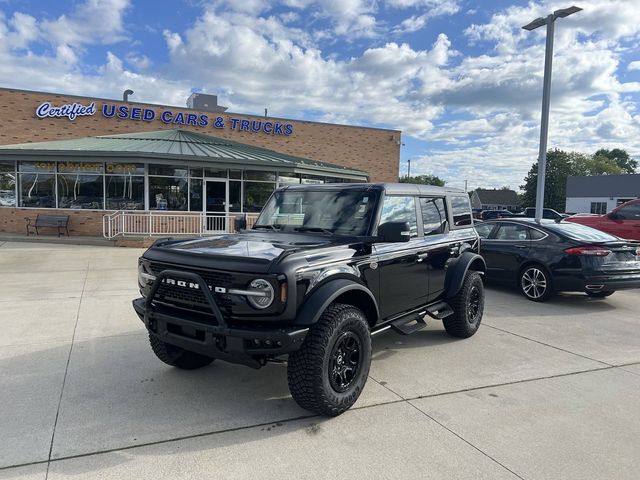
[[133, 269, 308, 368]]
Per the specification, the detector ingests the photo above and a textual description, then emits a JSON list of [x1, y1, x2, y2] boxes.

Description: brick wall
[[0, 88, 401, 182], [1, 208, 105, 236]]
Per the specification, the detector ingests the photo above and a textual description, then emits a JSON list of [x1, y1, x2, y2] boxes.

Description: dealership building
[[0, 87, 401, 238]]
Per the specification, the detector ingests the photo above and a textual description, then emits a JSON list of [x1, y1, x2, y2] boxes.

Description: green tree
[[400, 174, 445, 186], [593, 148, 637, 173], [519, 149, 584, 211], [575, 154, 624, 176]]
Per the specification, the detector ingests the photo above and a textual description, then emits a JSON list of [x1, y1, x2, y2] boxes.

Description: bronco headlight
[[138, 261, 156, 292], [246, 278, 274, 309]]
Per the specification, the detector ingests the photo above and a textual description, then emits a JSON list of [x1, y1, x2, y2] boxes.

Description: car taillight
[[564, 246, 611, 257]]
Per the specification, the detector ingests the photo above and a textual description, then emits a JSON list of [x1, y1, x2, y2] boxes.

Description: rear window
[[548, 222, 619, 242], [450, 195, 473, 226]]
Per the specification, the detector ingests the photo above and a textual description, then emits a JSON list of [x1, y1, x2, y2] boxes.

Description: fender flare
[[294, 278, 379, 326], [444, 252, 486, 299]]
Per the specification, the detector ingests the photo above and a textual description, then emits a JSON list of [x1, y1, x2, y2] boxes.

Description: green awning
[[0, 129, 368, 180]]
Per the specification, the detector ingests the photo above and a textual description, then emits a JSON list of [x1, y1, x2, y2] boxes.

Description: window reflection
[[19, 173, 56, 208], [106, 175, 144, 210], [57, 174, 104, 209]]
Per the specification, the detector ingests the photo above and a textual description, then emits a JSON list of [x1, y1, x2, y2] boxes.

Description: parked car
[[134, 183, 486, 416], [480, 209, 517, 220], [521, 207, 569, 220], [475, 218, 640, 301], [565, 199, 640, 241]]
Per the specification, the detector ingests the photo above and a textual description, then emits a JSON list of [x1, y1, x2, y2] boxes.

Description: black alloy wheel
[[467, 285, 482, 323], [520, 265, 553, 302], [328, 332, 362, 393]]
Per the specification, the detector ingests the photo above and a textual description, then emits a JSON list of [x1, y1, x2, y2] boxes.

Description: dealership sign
[[35, 101, 294, 136]]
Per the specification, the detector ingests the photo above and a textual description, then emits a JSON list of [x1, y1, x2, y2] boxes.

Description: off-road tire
[[443, 271, 484, 338], [287, 303, 371, 416], [586, 290, 615, 298], [519, 264, 554, 302], [149, 334, 214, 370]]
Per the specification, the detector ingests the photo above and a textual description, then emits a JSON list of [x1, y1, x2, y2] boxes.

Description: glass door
[[204, 179, 228, 232]]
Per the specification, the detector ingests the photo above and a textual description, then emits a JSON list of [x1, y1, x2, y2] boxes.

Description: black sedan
[[475, 218, 640, 301]]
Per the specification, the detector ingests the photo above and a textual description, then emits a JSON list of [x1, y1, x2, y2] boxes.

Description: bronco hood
[[142, 232, 336, 273]]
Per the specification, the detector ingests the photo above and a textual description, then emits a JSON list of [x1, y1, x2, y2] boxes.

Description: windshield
[[549, 222, 620, 242], [254, 189, 379, 236]]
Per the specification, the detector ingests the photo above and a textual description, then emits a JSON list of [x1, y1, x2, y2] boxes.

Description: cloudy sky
[[1, 0, 639, 190]]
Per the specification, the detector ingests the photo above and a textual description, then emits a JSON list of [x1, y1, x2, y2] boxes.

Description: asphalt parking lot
[[1, 241, 639, 480]]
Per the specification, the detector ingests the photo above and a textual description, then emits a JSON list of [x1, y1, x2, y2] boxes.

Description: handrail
[[103, 211, 260, 239]]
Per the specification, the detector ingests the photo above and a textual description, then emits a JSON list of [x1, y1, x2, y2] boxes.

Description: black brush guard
[[133, 270, 308, 368]]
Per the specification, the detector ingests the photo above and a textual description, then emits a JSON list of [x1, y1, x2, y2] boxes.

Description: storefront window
[[278, 174, 300, 185], [106, 163, 144, 175], [229, 170, 242, 179], [105, 175, 144, 210], [57, 174, 104, 209], [0, 162, 16, 207], [189, 167, 204, 178], [229, 181, 241, 212], [149, 176, 188, 210], [57, 161, 104, 174], [244, 182, 275, 212], [19, 173, 56, 208], [190, 179, 203, 211], [149, 164, 188, 178], [301, 174, 325, 184], [245, 171, 276, 181], [204, 168, 227, 178], [19, 161, 56, 173]]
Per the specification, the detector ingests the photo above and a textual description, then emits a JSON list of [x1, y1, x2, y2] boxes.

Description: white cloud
[[628, 60, 640, 71], [1, 0, 640, 190], [41, 0, 131, 48]]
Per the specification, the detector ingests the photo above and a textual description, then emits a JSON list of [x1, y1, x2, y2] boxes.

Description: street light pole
[[523, 6, 582, 222], [407, 158, 411, 178]]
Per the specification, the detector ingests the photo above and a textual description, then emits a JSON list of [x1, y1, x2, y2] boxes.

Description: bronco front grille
[[148, 262, 235, 321]]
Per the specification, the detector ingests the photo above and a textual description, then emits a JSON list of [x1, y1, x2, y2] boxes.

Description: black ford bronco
[[133, 183, 486, 416]]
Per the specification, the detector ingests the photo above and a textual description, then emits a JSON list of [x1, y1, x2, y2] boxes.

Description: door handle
[[515, 245, 528, 249], [417, 253, 429, 263]]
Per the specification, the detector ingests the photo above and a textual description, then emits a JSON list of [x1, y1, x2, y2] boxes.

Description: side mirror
[[235, 215, 247, 231], [378, 221, 411, 242], [607, 212, 619, 220]]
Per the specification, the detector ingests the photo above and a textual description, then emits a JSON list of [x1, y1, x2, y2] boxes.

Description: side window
[[475, 223, 494, 239], [379, 196, 418, 238], [450, 195, 473, 226], [616, 204, 640, 220], [494, 223, 529, 241], [420, 197, 447, 235], [529, 228, 546, 240]]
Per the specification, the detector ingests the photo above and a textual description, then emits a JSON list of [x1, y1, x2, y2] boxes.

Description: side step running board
[[424, 301, 454, 320], [390, 315, 427, 335]]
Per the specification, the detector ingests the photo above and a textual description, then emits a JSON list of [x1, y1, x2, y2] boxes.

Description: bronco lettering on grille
[[162, 277, 227, 293]]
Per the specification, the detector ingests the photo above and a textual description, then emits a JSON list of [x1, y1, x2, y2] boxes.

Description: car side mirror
[[607, 212, 619, 220], [235, 215, 247, 231], [378, 221, 411, 242]]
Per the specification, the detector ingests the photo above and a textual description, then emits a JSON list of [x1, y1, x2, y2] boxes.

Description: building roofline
[[0, 86, 402, 134]]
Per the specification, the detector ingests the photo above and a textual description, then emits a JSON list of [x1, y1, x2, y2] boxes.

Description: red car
[[566, 199, 640, 240]]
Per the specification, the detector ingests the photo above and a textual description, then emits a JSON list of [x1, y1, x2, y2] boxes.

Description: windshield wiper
[[294, 226, 334, 234], [252, 224, 282, 231]]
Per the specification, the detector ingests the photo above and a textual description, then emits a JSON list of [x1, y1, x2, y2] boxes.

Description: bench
[[25, 214, 70, 237]]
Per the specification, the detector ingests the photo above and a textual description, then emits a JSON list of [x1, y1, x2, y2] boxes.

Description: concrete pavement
[[0, 241, 638, 479]]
